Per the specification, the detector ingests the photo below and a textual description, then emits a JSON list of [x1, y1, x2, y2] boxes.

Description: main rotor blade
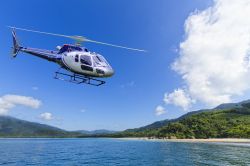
[[84, 38, 147, 52], [7, 26, 85, 41], [7, 26, 147, 52]]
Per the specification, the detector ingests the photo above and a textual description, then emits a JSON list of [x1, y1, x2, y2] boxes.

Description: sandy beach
[[118, 137, 250, 143]]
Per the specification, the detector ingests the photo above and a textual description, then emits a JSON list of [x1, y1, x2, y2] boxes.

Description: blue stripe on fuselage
[[20, 47, 61, 62]]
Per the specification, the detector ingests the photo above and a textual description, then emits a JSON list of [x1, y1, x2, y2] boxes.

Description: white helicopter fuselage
[[62, 51, 114, 78]]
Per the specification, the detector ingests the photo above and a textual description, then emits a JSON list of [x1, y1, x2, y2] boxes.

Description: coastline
[[117, 137, 250, 143], [0, 137, 249, 144]]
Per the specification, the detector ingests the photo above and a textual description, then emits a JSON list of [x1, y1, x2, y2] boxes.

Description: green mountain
[[124, 100, 250, 133], [1, 99, 250, 138], [0, 116, 78, 137], [111, 101, 250, 139], [0, 116, 117, 138]]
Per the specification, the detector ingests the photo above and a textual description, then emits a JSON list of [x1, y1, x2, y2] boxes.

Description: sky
[[1, 0, 250, 131]]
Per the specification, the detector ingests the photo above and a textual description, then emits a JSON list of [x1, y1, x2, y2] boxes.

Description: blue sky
[[0, 0, 223, 131]]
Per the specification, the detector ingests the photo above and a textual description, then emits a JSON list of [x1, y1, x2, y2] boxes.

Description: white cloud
[[155, 105, 166, 116], [168, 0, 250, 108], [164, 89, 193, 111], [0, 94, 42, 115], [40, 112, 53, 121]]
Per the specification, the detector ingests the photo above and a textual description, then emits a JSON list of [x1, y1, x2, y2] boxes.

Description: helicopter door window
[[80, 55, 92, 66], [75, 54, 79, 62]]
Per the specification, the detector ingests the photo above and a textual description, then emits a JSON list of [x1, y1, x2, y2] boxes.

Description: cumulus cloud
[[164, 89, 193, 111], [167, 0, 250, 108], [40, 112, 53, 121], [155, 105, 166, 116], [0, 94, 42, 115]]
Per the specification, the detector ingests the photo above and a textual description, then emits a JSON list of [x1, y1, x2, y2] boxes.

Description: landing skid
[[54, 71, 105, 86]]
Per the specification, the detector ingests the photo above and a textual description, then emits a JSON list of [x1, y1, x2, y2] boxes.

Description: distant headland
[[0, 99, 250, 140]]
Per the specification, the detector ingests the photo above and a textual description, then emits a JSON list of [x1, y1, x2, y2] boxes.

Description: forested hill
[[0, 116, 78, 137], [0, 116, 116, 138], [1, 100, 250, 138], [111, 101, 250, 139], [125, 100, 250, 133]]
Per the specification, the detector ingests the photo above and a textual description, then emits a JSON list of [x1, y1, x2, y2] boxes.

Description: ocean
[[0, 138, 249, 166]]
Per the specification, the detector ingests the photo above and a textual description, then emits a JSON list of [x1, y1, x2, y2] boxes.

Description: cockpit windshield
[[93, 55, 109, 67]]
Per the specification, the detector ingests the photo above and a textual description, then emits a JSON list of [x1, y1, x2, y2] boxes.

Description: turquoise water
[[0, 138, 249, 166]]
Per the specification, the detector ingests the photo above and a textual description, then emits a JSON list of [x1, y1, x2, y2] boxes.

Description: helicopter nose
[[105, 68, 114, 77]]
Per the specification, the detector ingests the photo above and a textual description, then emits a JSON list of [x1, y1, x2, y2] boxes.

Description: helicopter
[[8, 26, 146, 86]]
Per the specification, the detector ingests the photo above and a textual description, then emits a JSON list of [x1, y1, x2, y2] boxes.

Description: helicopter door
[[80, 55, 93, 72]]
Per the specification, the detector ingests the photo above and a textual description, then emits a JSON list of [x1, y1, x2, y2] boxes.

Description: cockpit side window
[[80, 55, 92, 66], [75, 54, 79, 62]]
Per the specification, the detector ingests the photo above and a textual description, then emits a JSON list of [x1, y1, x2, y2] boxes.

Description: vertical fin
[[11, 29, 21, 58]]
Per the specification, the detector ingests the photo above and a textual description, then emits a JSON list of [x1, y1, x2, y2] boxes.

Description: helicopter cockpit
[[91, 53, 110, 67], [78, 52, 113, 76], [79, 53, 110, 67], [57, 44, 113, 76]]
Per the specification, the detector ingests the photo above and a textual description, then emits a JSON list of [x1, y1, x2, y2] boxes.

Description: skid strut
[[54, 71, 105, 86]]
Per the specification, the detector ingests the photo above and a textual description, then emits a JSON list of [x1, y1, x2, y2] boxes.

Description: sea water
[[0, 138, 249, 166]]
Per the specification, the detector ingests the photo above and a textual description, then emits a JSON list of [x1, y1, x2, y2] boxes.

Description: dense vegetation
[[1, 100, 250, 138], [0, 116, 81, 137], [109, 107, 250, 139]]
